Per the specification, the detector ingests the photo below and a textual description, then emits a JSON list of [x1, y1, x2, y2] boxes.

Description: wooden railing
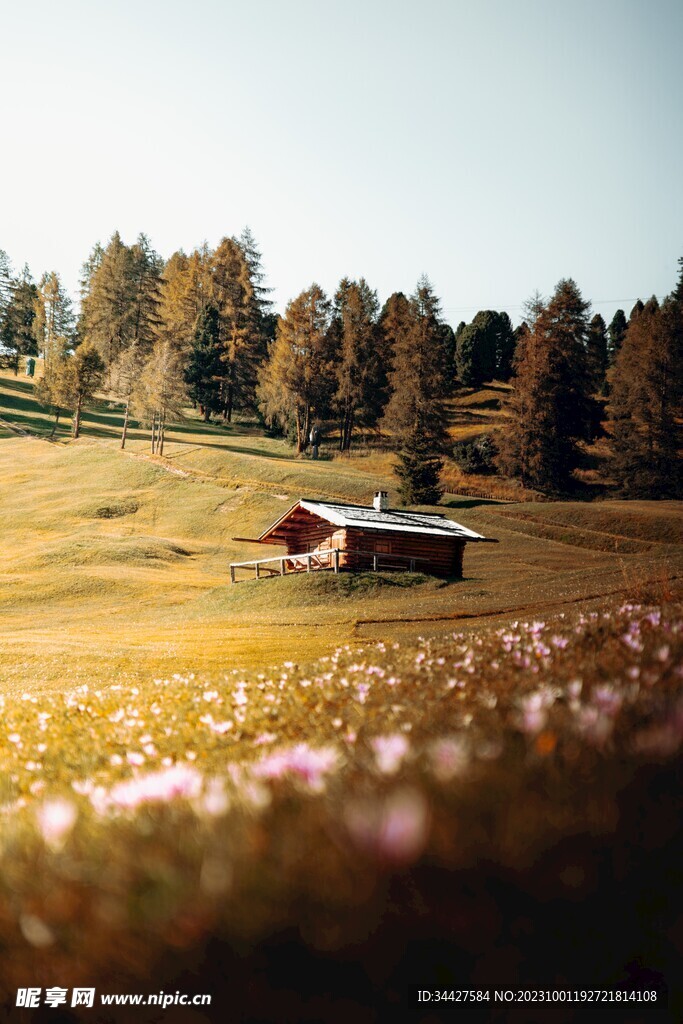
[[229, 549, 429, 583]]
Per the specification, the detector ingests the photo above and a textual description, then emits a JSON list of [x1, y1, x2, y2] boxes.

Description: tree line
[[0, 235, 680, 500]]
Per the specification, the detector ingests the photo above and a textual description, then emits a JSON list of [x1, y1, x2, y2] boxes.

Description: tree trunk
[[159, 407, 166, 456], [151, 412, 157, 454], [120, 398, 130, 449], [50, 409, 61, 439], [72, 396, 82, 439]]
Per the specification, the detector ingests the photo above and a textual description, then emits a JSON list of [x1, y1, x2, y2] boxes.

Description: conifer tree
[[455, 310, 514, 385], [129, 234, 163, 352], [2, 265, 38, 371], [257, 285, 333, 452], [496, 279, 593, 492], [608, 286, 682, 498], [237, 227, 274, 329], [79, 231, 135, 368], [382, 277, 450, 443], [607, 308, 627, 365], [34, 271, 75, 367], [61, 342, 106, 439], [184, 304, 223, 420], [331, 277, 383, 451], [395, 430, 444, 505], [211, 237, 265, 421], [35, 342, 105, 438], [586, 313, 608, 392], [157, 247, 211, 355]]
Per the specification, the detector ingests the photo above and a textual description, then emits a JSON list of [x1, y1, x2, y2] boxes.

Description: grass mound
[[79, 498, 140, 519]]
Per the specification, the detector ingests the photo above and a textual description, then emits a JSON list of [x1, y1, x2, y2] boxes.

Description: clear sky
[[1, 0, 681, 326]]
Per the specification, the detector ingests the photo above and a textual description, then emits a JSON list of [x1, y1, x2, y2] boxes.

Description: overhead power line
[[441, 296, 666, 314]]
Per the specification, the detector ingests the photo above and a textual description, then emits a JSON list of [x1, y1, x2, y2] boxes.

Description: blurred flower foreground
[[1, 598, 681, 1020]]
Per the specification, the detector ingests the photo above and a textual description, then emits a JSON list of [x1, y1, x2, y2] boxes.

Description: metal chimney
[[373, 491, 389, 511]]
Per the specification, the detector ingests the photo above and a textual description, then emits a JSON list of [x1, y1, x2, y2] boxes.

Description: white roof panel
[[298, 500, 486, 540]]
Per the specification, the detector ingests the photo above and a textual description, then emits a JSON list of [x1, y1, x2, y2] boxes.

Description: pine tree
[[382, 277, 450, 444], [497, 279, 593, 492], [157, 247, 211, 355], [129, 234, 163, 352], [34, 271, 75, 368], [35, 342, 104, 438], [586, 313, 608, 392], [455, 310, 514, 385], [395, 430, 444, 505], [210, 237, 265, 421], [79, 231, 135, 369], [607, 308, 627, 366], [257, 285, 333, 452], [3, 265, 39, 372], [236, 227, 274, 327], [331, 277, 383, 451], [62, 343, 106, 439], [184, 304, 223, 421], [608, 285, 682, 498]]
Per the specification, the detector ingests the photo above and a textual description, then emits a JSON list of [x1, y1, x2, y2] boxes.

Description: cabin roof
[[258, 499, 489, 543]]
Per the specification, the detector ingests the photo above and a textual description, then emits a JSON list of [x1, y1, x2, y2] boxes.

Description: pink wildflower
[[37, 798, 77, 849], [345, 788, 429, 865], [252, 743, 340, 793], [371, 734, 409, 775], [107, 764, 203, 810], [429, 736, 468, 781]]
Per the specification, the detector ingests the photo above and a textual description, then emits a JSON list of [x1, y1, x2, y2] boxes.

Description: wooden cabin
[[230, 492, 496, 582]]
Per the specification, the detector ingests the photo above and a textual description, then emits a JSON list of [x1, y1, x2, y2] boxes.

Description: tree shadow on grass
[[442, 498, 504, 509]]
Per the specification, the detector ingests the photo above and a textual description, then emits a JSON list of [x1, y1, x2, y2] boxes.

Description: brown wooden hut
[[230, 492, 496, 582]]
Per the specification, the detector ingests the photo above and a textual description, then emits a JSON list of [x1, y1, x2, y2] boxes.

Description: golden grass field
[[0, 368, 680, 693], [1, 367, 682, 1017]]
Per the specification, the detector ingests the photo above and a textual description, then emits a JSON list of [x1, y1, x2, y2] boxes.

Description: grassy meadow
[[1, 367, 682, 1019]]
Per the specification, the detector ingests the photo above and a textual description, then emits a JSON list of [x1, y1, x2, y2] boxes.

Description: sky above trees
[[1, 0, 681, 325]]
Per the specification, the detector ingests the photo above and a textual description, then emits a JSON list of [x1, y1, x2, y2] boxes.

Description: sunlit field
[[1, 369, 682, 1019]]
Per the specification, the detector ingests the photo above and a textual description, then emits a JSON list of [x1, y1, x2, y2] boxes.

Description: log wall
[[344, 528, 465, 578]]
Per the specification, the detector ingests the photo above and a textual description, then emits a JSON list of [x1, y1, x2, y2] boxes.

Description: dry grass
[[1, 368, 683, 1016]]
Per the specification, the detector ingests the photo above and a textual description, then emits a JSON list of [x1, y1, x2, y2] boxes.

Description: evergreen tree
[[257, 285, 333, 452], [608, 286, 682, 498], [586, 312, 608, 392], [607, 308, 627, 365], [211, 237, 265, 421], [184, 304, 223, 421], [331, 277, 383, 451], [79, 231, 135, 368], [34, 271, 75, 368], [61, 343, 106, 438], [35, 342, 105, 438], [455, 310, 514, 385], [395, 430, 444, 505], [496, 279, 593, 492], [236, 226, 274, 327], [3, 265, 39, 371], [382, 276, 450, 444], [157, 247, 211, 355], [129, 234, 163, 352], [629, 299, 644, 323]]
